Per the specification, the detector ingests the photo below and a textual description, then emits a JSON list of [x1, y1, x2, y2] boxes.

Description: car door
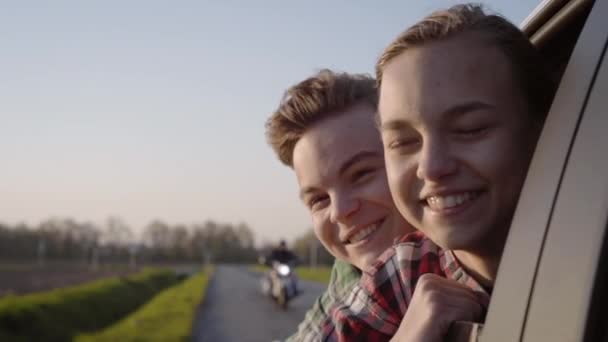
[[481, 0, 608, 341]]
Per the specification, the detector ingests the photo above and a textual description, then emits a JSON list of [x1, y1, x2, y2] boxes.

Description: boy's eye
[[387, 138, 419, 151], [308, 195, 329, 211]]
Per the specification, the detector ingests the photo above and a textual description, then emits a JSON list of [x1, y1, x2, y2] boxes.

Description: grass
[[295, 266, 332, 284], [0, 268, 177, 342], [250, 264, 332, 284], [76, 266, 214, 342], [250, 264, 269, 273]]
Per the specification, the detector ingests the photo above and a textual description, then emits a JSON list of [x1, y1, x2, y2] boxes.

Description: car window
[[584, 222, 608, 342], [483, 0, 604, 341], [521, 25, 608, 339]]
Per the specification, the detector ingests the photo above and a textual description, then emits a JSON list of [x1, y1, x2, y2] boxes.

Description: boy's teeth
[[427, 192, 478, 211], [348, 223, 379, 244]]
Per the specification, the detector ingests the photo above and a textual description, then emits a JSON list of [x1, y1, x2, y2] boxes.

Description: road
[[192, 265, 326, 342]]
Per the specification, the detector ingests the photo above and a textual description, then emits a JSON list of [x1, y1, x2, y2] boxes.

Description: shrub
[[0, 268, 177, 342], [76, 267, 213, 342]]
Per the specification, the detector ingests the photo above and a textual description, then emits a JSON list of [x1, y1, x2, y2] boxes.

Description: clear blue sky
[[0, 0, 540, 244]]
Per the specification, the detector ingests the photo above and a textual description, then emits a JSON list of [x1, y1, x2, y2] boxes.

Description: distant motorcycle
[[260, 261, 299, 310]]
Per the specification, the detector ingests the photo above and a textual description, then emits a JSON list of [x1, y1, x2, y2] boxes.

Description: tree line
[[0, 217, 258, 264], [0, 217, 334, 266]]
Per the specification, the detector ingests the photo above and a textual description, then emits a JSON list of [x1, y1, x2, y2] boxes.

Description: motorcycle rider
[[262, 240, 299, 299], [266, 240, 297, 266], [266, 240, 300, 294]]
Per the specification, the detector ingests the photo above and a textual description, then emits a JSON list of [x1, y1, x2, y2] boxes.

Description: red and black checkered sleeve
[[321, 247, 409, 341], [321, 232, 443, 342]]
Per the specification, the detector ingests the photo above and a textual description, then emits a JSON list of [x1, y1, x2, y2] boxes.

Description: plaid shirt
[[320, 232, 488, 342], [285, 259, 361, 342]]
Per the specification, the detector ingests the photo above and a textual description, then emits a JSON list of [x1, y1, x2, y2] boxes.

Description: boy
[[265, 70, 415, 341]]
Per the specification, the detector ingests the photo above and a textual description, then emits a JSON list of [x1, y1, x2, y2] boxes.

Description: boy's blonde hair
[[266, 69, 377, 166]]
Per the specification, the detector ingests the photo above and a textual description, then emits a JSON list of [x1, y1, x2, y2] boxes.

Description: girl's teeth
[[427, 192, 478, 211]]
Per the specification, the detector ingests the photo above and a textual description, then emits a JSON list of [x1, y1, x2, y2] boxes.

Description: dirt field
[[0, 262, 138, 297]]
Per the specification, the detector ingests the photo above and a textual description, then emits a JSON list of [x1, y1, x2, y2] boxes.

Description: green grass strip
[[249, 264, 331, 284], [76, 266, 214, 342], [295, 266, 332, 284], [249, 264, 269, 273]]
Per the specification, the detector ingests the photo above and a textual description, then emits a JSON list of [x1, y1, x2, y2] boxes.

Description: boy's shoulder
[[329, 259, 361, 298], [332, 258, 360, 280]]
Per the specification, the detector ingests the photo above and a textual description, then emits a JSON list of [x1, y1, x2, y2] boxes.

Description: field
[[0, 262, 137, 297], [295, 266, 332, 284], [250, 264, 332, 284]]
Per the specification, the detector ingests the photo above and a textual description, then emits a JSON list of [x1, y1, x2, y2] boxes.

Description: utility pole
[[37, 239, 46, 268], [309, 239, 318, 269], [91, 246, 99, 271], [201, 242, 211, 269], [129, 244, 138, 270]]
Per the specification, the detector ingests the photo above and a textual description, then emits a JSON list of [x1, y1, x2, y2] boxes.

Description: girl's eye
[[455, 126, 488, 138], [352, 168, 375, 182]]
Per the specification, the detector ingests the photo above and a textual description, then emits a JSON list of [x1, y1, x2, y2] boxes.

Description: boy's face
[[292, 102, 413, 271], [378, 34, 538, 254]]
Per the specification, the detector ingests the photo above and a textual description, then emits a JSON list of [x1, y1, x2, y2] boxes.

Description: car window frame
[[481, 0, 608, 341], [520, 16, 608, 340]]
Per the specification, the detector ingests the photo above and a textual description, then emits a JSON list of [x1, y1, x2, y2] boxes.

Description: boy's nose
[[329, 194, 361, 225]]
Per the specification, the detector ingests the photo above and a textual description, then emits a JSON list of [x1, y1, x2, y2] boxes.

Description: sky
[[0, 0, 540, 244]]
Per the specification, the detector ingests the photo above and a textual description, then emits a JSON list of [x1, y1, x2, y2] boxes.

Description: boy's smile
[[293, 102, 413, 271], [341, 217, 385, 245]]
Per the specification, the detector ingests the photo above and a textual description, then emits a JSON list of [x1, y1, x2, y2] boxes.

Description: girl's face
[[379, 34, 538, 254]]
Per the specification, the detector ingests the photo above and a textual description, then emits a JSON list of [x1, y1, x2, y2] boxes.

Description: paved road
[[192, 265, 325, 342]]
